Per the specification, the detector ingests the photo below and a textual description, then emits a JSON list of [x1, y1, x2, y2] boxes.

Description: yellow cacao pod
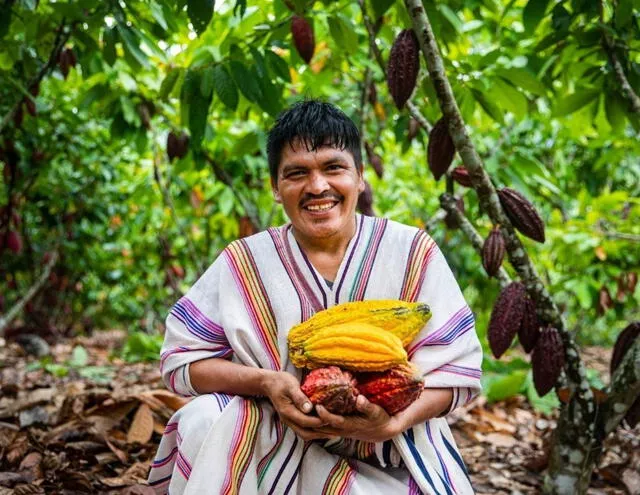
[[288, 299, 431, 349], [289, 322, 408, 371]]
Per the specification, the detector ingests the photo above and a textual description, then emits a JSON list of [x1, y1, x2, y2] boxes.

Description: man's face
[[272, 139, 365, 242]]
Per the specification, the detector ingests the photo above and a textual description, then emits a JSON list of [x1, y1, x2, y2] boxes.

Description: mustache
[[300, 193, 342, 206]]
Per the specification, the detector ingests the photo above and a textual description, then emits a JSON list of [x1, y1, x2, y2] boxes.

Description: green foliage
[[1, 0, 639, 412], [26, 345, 115, 384]]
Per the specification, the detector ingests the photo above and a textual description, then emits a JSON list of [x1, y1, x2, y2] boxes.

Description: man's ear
[[271, 178, 282, 203]]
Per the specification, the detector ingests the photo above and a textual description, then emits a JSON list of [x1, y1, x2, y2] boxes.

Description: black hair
[[266, 99, 362, 183]]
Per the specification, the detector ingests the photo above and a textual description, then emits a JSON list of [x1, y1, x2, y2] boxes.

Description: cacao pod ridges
[[356, 364, 423, 415], [301, 366, 359, 415], [451, 167, 472, 188], [482, 226, 506, 277], [428, 118, 455, 181], [497, 187, 545, 243], [291, 15, 315, 64], [488, 282, 527, 358], [518, 296, 539, 353], [386, 29, 420, 110], [531, 327, 565, 397]]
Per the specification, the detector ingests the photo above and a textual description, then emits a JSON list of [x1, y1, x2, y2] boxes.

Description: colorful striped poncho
[[148, 214, 482, 494]]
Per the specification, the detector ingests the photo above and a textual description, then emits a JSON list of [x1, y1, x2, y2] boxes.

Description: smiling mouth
[[302, 201, 338, 212]]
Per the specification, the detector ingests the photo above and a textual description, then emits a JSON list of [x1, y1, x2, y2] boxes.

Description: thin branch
[[0, 249, 59, 337], [403, 0, 594, 404], [440, 193, 511, 288], [600, 230, 640, 242]]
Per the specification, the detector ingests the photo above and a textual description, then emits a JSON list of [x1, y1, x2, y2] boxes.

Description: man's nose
[[306, 171, 330, 194]]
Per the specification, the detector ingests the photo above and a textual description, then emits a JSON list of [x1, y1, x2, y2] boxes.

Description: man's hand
[[313, 395, 401, 443], [262, 371, 334, 441]]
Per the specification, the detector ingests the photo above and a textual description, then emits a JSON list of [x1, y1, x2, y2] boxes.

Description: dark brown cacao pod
[[301, 366, 359, 415], [167, 131, 189, 161], [597, 286, 613, 315], [291, 15, 315, 64], [497, 188, 545, 243], [451, 166, 472, 187], [58, 48, 76, 79], [364, 142, 383, 179], [444, 196, 464, 230], [518, 296, 539, 353], [357, 180, 374, 217], [610, 322, 640, 375], [387, 29, 419, 109], [407, 117, 420, 142], [488, 282, 527, 358], [368, 81, 377, 106], [482, 227, 506, 277], [7, 230, 23, 254], [356, 364, 423, 415], [531, 327, 565, 397], [428, 118, 455, 181]]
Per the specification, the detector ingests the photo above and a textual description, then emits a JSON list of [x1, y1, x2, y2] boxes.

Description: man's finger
[[356, 395, 380, 418], [291, 389, 313, 414], [281, 406, 325, 429], [316, 405, 346, 428]]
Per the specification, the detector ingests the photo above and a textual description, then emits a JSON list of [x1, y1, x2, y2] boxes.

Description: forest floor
[[0, 332, 638, 495]]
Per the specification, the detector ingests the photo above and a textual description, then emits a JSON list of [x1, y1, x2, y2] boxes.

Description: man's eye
[[287, 170, 304, 177], [327, 164, 342, 170]]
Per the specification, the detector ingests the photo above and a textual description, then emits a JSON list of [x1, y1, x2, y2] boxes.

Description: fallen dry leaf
[[127, 404, 154, 444]]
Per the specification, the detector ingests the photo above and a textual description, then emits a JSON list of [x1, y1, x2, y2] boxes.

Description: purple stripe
[[273, 227, 320, 318], [334, 214, 365, 304], [284, 225, 325, 311], [268, 436, 299, 495], [152, 447, 178, 467], [180, 297, 224, 333], [149, 474, 172, 487], [283, 441, 313, 494], [436, 364, 482, 379], [170, 303, 228, 344], [351, 217, 388, 301], [408, 307, 474, 356], [176, 450, 192, 479], [426, 422, 455, 491], [296, 239, 328, 309]]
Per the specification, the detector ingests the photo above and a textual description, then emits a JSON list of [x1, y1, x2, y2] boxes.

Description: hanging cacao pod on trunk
[[518, 296, 539, 353], [597, 286, 613, 315], [357, 180, 374, 217], [7, 230, 23, 254], [428, 118, 455, 181], [387, 29, 419, 109], [301, 366, 360, 415], [407, 117, 420, 142], [368, 81, 377, 106], [482, 227, 506, 277], [451, 166, 472, 187], [497, 188, 545, 243], [167, 131, 189, 161], [356, 364, 423, 415], [488, 282, 527, 358], [291, 15, 315, 64], [364, 142, 384, 179], [531, 327, 565, 397], [610, 322, 640, 374]]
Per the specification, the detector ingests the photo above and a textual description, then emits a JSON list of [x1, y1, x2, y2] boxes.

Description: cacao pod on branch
[[364, 142, 384, 179], [488, 282, 527, 358], [451, 166, 472, 187], [531, 327, 564, 397], [428, 118, 455, 181], [482, 227, 505, 277], [518, 296, 540, 353], [497, 187, 545, 243], [387, 29, 419, 109], [291, 15, 315, 64]]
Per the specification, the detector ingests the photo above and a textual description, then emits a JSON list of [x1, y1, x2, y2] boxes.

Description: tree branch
[[440, 193, 511, 288], [403, 0, 594, 404], [0, 249, 59, 337], [602, 337, 640, 435]]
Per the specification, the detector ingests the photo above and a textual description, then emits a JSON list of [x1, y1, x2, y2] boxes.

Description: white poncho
[[148, 214, 482, 494]]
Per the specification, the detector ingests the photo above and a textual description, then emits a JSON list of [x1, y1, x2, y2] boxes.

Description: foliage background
[[1, 0, 639, 408]]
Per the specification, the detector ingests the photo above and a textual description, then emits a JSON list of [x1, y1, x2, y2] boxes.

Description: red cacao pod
[[7, 230, 22, 254], [451, 166, 472, 187], [356, 364, 423, 415], [531, 327, 564, 397], [291, 15, 315, 64], [364, 142, 384, 179], [482, 227, 506, 277], [170, 264, 185, 279], [597, 286, 613, 315], [497, 188, 545, 243], [387, 29, 419, 109], [488, 282, 527, 358], [301, 366, 359, 415], [427, 118, 455, 181], [518, 296, 539, 353]]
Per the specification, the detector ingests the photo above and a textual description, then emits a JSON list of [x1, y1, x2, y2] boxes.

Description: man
[[148, 100, 482, 494]]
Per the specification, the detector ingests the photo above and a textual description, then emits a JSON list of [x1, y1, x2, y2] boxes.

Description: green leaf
[[615, 0, 633, 28], [116, 24, 149, 69], [182, 69, 213, 150], [470, 88, 505, 123], [369, 0, 396, 19], [327, 15, 358, 55], [229, 61, 262, 103], [265, 50, 291, 82], [219, 187, 235, 215], [212, 65, 239, 110], [201, 66, 215, 99], [187, 0, 214, 35], [551, 89, 599, 117], [482, 370, 528, 402], [495, 67, 546, 96], [102, 27, 118, 66], [69, 345, 89, 368], [150, 0, 168, 30], [0, 4, 12, 39], [159, 68, 182, 100], [438, 5, 463, 33], [493, 77, 529, 118], [234, 0, 247, 18], [605, 91, 626, 132], [523, 0, 551, 34]]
